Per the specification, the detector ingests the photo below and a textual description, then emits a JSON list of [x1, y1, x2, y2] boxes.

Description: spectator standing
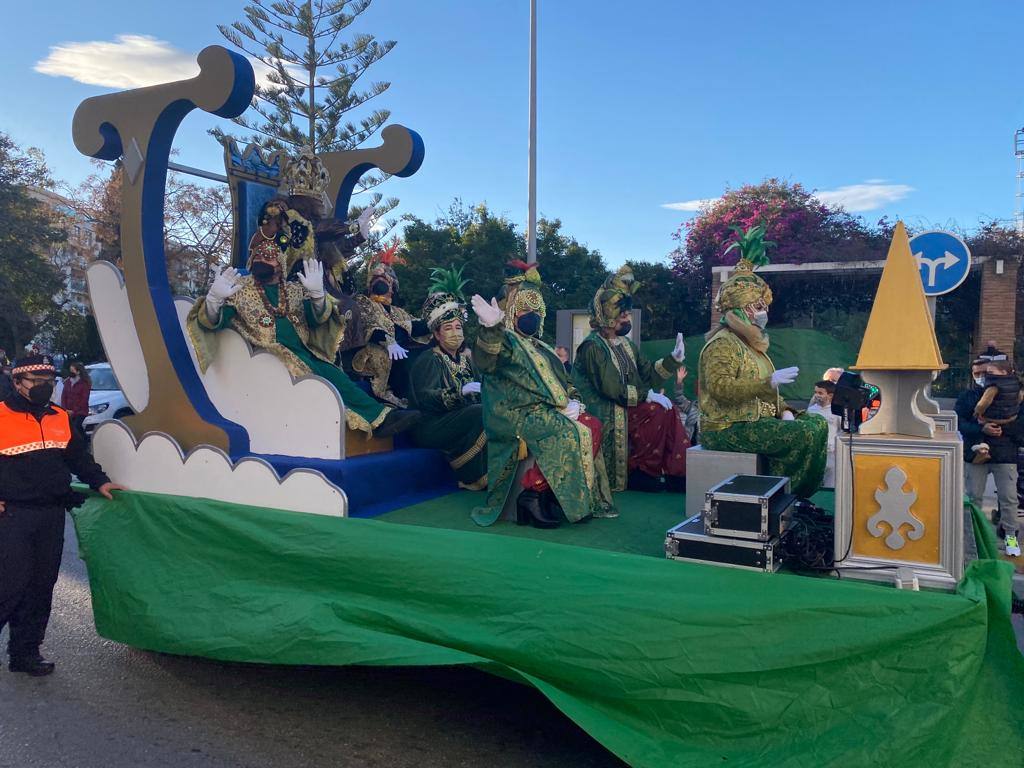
[[554, 345, 572, 375], [59, 361, 91, 435], [956, 352, 1021, 556]]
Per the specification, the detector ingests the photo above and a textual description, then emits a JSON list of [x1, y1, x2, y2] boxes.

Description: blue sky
[[5, 1, 1024, 267]]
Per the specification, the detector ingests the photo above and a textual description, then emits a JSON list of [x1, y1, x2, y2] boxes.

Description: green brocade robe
[[572, 332, 680, 491], [471, 325, 597, 526], [697, 323, 827, 497], [408, 346, 487, 487], [187, 280, 388, 434]]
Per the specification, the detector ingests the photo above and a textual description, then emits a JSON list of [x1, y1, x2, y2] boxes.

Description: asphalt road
[[0, 517, 625, 768]]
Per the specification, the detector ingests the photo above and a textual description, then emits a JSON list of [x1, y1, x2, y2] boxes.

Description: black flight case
[[703, 474, 795, 542]]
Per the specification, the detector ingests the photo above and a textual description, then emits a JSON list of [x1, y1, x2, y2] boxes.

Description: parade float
[[70, 46, 1024, 768]]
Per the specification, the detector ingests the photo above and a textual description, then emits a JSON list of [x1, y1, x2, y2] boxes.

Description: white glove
[[560, 399, 583, 421], [356, 205, 376, 239], [471, 294, 505, 328], [297, 258, 325, 300], [387, 342, 408, 361], [671, 332, 686, 363], [646, 389, 673, 410], [461, 382, 482, 396], [770, 366, 800, 388], [781, 410, 796, 422], [206, 266, 242, 315]]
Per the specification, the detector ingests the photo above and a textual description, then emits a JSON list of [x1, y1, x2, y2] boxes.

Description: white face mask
[[750, 310, 769, 329], [974, 376, 986, 387]]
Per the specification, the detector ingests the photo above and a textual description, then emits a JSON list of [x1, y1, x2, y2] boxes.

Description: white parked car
[[81, 363, 133, 436]]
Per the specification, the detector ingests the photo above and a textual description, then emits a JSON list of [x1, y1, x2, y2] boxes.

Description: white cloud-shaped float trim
[[174, 298, 345, 460], [87, 260, 150, 412], [93, 421, 347, 517]]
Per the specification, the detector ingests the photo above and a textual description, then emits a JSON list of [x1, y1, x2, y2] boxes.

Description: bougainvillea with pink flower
[[670, 178, 888, 278]]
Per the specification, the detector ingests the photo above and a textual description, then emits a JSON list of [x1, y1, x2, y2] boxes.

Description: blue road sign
[[909, 230, 972, 296]]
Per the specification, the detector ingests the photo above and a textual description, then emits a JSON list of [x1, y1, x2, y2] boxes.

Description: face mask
[[750, 310, 768, 329], [250, 261, 276, 282], [371, 280, 391, 296], [25, 382, 54, 405], [616, 322, 632, 337], [515, 312, 542, 337], [439, 327, 464, 353], [974, 376, 986, 387]]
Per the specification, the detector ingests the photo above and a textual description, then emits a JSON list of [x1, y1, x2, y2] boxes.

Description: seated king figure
[[407, 266, 488, 490], [469, 261, 615, 528], [187, 151, 420, 440], [572, 265, 690, 493], [697, 230, 827, 497]]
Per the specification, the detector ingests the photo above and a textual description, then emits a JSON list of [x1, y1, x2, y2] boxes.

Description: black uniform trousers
[[0, 502, 66, 659]]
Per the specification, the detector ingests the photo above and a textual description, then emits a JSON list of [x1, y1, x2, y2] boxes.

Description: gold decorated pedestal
[[834, 432, 963, 589], [833, 222, 964, 590]]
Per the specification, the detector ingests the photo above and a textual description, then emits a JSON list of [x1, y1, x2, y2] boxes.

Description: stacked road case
[[665, 474, 796, 573]]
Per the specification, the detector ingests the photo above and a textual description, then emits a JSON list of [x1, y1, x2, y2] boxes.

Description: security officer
[[0, 354, 124, 676]]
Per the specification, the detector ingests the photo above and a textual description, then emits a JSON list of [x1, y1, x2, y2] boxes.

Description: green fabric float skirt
[[702, 413, 828, 498], [411, 404, 488, 488]]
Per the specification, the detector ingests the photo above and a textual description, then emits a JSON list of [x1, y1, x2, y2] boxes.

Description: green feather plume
[[724, 223, 775, 267], [428, 264, 469, 301]]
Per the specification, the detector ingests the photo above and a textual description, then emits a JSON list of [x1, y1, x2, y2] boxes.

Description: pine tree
[[216, 0, 399, 221]]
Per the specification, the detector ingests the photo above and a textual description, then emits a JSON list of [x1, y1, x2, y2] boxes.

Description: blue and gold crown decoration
[[223, 140, 287, 268]]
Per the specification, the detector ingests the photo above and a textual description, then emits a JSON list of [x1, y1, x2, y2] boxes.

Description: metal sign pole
[[527, 0, 537, 264]]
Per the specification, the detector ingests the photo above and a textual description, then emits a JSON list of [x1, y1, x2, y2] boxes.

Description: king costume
[[572, 266, 690, 492], [697, 243, 827, 498], [187, 150, 413, 437], [407, 267, 488, 490], [350, 243, 432, 407], [470, 262, 615, 527]]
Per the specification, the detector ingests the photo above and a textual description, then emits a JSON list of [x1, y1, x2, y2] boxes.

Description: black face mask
[[250, 262, 276, 282], [616, 322, 632, 337], [371, 280, 391, 296], [515, 312, 542, 337], [25, 382, 54, 406]]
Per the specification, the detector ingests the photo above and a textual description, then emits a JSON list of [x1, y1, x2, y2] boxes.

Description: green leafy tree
[[396, 202, 610, 341], [534, 219, 609, 339], [0, 132, 64, 355], [626, 260, 708, 339], [216, 0, 398, 224]]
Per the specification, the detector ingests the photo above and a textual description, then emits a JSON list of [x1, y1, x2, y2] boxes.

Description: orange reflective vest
[[0, 402, 72, 457]]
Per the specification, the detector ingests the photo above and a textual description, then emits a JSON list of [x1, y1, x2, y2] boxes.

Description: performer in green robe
[[187, 192, 420, 439], [469, 261, 615, 528], [573, 265, 690, 492], [697, 227, 827, 497], [408, 267, 487, 490]]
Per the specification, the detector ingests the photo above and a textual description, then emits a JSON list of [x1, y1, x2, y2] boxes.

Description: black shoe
[[628, 470, 664, 493], [375, 409, 422, 439], [9, 655, 55, 677], [516, 490, 561, 529], [664, 475, 686, 494]]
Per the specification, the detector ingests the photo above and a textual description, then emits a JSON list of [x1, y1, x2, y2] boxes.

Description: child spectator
[[806, 380, 840, 488]]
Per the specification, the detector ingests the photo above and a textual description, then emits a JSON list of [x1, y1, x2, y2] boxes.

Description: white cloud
[[35, 35, 199, 89], [660, 198, 720, 212], [93, 422, 347, 517], [35, 34, 290, 92], [813, 181, 913, 212]]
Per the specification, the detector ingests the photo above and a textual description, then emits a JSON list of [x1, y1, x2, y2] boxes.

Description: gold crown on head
[[283, 146, 332, 210]]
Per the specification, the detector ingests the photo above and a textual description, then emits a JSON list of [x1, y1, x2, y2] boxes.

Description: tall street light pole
[[527, 0, 538, 263]]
